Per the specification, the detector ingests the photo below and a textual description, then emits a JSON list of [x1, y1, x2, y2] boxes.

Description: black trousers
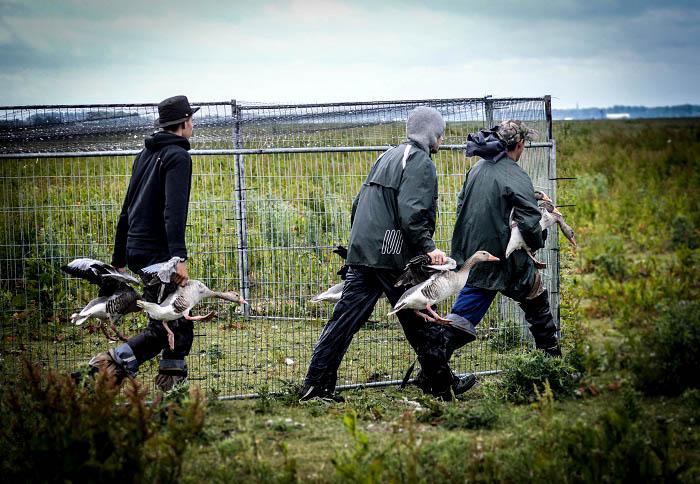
[[125, 250, 193, 370], [304, 266, 457, 395]]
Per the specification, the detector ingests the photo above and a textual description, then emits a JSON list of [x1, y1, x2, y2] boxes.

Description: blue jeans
[[449, 284, 558, 350], [450, 285, 498, 327]]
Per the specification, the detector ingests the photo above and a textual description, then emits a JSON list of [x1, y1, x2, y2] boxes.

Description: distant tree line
[[554, 104, 700, 120]]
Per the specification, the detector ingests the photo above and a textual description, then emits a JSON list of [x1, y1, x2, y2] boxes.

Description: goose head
[[184, 280, 245, 304], [534, 191, 552, 202], [213, 289, 247, 305], [463, 250, 500, 270]]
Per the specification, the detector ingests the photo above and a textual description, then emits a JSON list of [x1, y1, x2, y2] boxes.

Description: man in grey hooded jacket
[[300, 107, 475, 402]]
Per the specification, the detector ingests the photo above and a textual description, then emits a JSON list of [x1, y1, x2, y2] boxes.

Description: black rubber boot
[[452, 373, 477, 395], [539, 344, 562, 358], [87, 344, 136, 385], [298, 383, 345, 403], [155, 358, 188, 392], [413, 369, 476, 399]]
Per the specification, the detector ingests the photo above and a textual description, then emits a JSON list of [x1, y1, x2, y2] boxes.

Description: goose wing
[[394, 255, 457, 287], [101, 270, 140, 286], [172, 292, 192, 314], [62, 258, 140, 288], [139, 256, 182, 284], [419, 272, 456, 303], [62, 258, 108, 285], [105, 286, 141, 317], [332, 245, 348, 259], [332, 245, 349, 279]]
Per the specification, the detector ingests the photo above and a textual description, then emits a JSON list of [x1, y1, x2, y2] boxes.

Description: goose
[[310, 281, 345, 304], [61, 258, 142, 342], [505, 192, 577, 268], [388, 251, 499, 323], [136, 258, 247, 350], [310, 245, 391, 304]]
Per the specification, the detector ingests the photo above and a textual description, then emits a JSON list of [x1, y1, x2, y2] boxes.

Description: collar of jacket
[[493, 151, 509, 162], [405, 139, 431, 156], [144, 131, 191, 151]]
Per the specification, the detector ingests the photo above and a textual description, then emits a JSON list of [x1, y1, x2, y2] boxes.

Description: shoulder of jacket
[[160, 144, 191, 162], [405, 147, 433, 169]]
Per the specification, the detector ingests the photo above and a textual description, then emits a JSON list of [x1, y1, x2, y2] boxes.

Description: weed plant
[[0, 362, 205, 483]]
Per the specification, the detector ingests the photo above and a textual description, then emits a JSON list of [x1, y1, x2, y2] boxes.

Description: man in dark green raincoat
[[300, 106, 475, 402], [442, 120, 561, 361]]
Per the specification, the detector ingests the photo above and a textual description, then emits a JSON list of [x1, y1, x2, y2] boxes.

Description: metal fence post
[[484, 95, 494, 127], [549, 139, 561, 336], [232, 100, 251, 317], [544, 95, 553, 141]]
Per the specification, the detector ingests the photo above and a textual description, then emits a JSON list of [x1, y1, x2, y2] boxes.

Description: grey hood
[[406, 106, 445, 153]]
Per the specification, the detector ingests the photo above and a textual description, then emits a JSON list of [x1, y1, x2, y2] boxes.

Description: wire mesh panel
[[0, 97, 557, 397]]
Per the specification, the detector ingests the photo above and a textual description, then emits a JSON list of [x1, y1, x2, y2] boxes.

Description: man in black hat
[[87, 95, 200, 391]]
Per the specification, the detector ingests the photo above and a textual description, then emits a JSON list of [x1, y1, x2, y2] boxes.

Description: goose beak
[[487, 255, 500, 262], [239, 297, 248, 305]]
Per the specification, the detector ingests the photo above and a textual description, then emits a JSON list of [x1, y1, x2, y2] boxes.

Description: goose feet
[[413, 306, 451, 324], [528, 251, 547, 269], [424, 304, 452, 324], [162, 321, 175, 350], [99, 322, 128, 342], [184, 311, 217, 322], [413, 310, 436, 322], [109, 322, 128, 342]]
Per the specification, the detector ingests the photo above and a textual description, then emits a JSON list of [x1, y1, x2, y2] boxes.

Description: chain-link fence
[[0, 96, 558, 398]]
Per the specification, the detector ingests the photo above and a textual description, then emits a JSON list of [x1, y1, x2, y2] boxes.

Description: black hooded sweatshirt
[[111, 131, 192, 269]]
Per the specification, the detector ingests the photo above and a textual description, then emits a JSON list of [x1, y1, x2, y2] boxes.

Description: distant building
[[605, 113, 631, 120]]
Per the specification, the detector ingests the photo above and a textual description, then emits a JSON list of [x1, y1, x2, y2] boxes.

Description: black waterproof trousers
[[304, 266, 457, 396]]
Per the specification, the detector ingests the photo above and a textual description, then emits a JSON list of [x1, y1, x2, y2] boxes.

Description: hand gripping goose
[[505, 191, 577, 268], [136, 257, 247, 350], [61, 258, 142, 342], [388, 251, 499, 323]]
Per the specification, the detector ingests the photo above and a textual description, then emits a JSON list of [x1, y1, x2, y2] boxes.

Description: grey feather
[[140, 256, 182, 284]]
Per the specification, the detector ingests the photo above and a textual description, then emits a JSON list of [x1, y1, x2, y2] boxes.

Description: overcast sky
[[1, 0, 698, 108]]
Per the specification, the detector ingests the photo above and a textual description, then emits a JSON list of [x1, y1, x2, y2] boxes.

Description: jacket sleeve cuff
[[421, 239, 436, 254], [169, 248, 188, 260], [111, 254, 126, 268]]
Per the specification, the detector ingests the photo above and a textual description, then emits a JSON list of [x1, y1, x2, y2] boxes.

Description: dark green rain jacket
[[346, 141, 437, 270], [450, 129, 544, 296]]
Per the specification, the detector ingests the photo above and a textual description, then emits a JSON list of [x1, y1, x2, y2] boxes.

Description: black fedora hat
[[154, 95, 200, 128]]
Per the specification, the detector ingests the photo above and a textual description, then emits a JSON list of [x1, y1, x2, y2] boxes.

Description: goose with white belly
[[388, 251, 499, 322], [137, 257, 247, 349]]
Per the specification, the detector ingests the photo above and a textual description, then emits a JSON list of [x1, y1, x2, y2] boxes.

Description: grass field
[[2, 118, 699, 482]]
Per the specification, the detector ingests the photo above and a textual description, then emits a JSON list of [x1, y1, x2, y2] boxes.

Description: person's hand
[[427, 248, 446, 265], [172, 260, 189, 287], [115, 266, 126, 274]]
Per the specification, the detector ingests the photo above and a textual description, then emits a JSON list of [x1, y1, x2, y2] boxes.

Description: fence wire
[[0, 97, 557, 398]]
